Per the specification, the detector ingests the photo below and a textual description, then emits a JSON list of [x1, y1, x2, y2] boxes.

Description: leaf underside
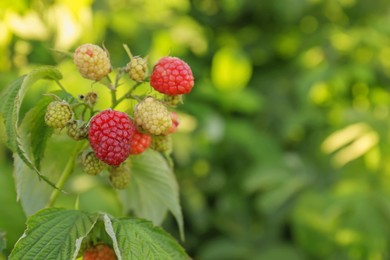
[[119, 149, 185, 240]]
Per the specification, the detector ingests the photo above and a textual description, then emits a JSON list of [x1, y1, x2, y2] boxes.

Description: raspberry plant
[[0, 43, 193, 259]]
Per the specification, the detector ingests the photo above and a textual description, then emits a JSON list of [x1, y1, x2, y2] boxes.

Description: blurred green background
[[1, 0, 390, 259]]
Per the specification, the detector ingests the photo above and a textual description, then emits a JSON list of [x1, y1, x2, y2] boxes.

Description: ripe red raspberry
[[129, 120, 151, 154], [109, 164, 131, 189], [74, 44, 111, 81], [83, 151, 105, 176], [83, 244, 117, 260], [126, 56, 148, 82], [88, 110, 132, 166], [150, 56, 194, 95], [134, 97, 172, 135], [45, 101, 73, 129]]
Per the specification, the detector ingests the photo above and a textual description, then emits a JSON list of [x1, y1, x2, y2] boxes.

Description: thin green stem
[[55, 80, 67, 93], [47, 141, 87, 207], [113, 82, 143, 108], [115, 68, 126, 87], [103, 74, 118, 108], [123, 44, 133, 59], [110, 89, 117, 109], [81, 105, 88, 121]]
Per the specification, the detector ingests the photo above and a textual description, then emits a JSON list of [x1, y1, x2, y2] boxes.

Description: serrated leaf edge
[[1, 67, 63, 190], [71, 217, 99, 260]]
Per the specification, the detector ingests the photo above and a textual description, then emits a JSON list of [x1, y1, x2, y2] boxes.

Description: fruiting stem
[[113, 82, 143, 108], [123, 44, 133, 59], [110, 89, 117, 109], [81, 106, 88, 121], [47, 141, 87, 207], [115, 68, 126, 88], [55, 80, 68, 93]]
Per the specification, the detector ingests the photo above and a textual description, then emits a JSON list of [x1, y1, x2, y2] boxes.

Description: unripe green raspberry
[[45, 101, 73, 129], [73, 44, 111, 81], [126, 56, 147, 82], [109, 165, 131, 189], [83, 151, 105, 176], [67, 120, 88, 140], [134, 97, 172, 135], [164, 94, 183, 107], [151, 135, 172, 154]]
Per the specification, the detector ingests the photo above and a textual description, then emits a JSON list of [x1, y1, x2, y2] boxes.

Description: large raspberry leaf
[[103, 214, 189, 259], [118, 149, 184, 240], [9, 208, 99, 260], [0, 66, 63, 190]]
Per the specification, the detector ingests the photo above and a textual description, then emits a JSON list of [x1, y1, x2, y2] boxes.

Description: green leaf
[[27, 96, 54, 170], [0, 66, 62, 151], [13, 96, 63, 216], [118, 149, 184, 240], [104, 214, 189, 260], [9, 208, 99, 260], [13, 154, 53, 216], [0, 76, 25, 152], [14, 137, 85, 216], [0, 67, 62, 189], [12, 105, 53, 216], [27, 90, 74, 170]]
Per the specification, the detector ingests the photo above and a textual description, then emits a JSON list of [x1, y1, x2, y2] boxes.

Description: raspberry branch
[[47, 141, 87, 207], [113, 81, 144, 108], [55, 80, 68, 93]]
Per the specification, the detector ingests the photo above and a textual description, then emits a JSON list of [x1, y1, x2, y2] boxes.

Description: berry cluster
[[44, 43, 194, 189]]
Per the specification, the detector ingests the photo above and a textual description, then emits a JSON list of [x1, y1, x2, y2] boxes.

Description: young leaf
[[103, 214, 190, 259], [12, 106, 56, 216], [0, 67, 62, 188], [118, 149, 185, 240], [0, 76, 26, 152], [27, 97, 54, 170], [0, 66, 62, 152], [9, 208, 99, 260]]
